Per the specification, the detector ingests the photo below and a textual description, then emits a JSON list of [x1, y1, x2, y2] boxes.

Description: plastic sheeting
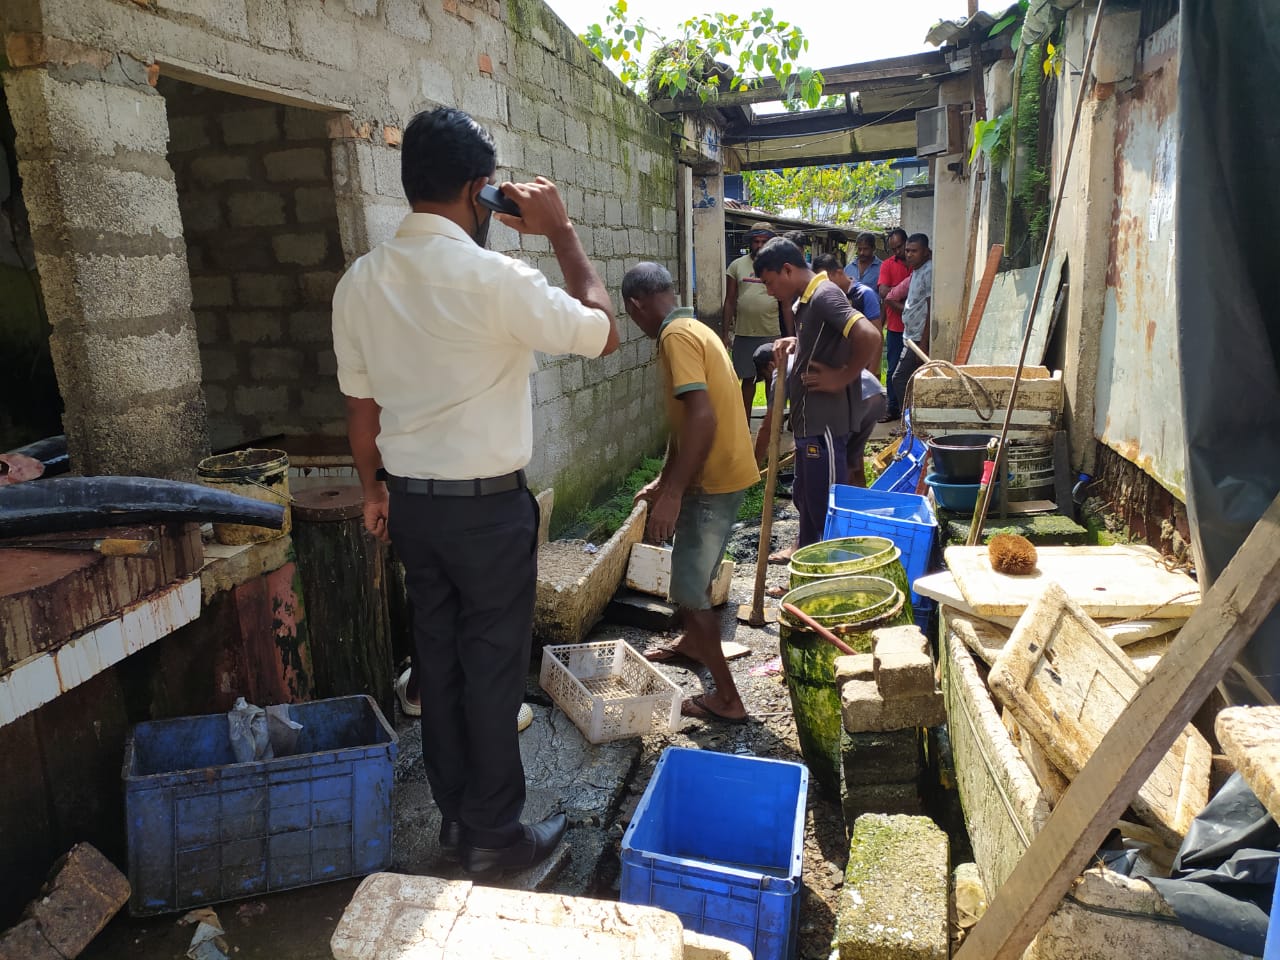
[[1177, 0, 1280, 704]]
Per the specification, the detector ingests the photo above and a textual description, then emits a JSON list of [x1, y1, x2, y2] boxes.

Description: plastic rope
[[902, 359, 997, 450]]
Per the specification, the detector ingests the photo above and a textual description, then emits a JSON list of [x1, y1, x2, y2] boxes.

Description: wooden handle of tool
[[781, 603, 858, 656], [906, 339, 931, 364], [97, 539, 158, 557], [749, 368, 790, 622]]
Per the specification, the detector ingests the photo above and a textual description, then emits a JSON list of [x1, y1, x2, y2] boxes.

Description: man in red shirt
[[877, 228, 910, 422]]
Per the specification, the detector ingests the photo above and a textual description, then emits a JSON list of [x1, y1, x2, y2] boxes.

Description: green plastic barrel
[[778, 574, 913, 798], [787, 536, 913, 617]]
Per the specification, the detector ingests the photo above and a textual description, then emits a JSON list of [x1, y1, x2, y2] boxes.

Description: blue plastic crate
[[122, 695, 396, 916], [870, 432, 927, 494], [621, 747, 808, 960], [823, 485, 939, 608]]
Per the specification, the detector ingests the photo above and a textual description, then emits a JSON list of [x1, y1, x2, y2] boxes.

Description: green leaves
[[742, 162, 895, 224], [579, 6, 823, 107], [969, 108, 1013, 166]]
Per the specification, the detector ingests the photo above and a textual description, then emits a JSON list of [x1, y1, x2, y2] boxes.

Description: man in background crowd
[[877, 227, 911, 421], [850, 232, 882, 289], [888, 234, 934, 416], [724, 222, 795, 419]]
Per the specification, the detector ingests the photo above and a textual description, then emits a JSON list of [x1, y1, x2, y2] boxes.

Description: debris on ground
[[178, 910, 229, 960]]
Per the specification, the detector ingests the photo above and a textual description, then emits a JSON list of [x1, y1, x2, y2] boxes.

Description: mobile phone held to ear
[[478, 184, 521, 217]]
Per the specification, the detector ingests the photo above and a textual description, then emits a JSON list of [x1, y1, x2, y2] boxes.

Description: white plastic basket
[[539, 640, 682, 744]]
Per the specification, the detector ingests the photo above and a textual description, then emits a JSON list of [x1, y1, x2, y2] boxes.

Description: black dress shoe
[[461, 813, 568, 876], [439, 819, 463, 861]]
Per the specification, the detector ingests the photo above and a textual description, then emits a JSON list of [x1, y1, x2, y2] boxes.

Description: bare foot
[[767, 547, 795, 565], [681, 693, 748, 724]]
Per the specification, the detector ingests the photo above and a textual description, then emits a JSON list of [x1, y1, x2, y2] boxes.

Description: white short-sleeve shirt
[[332, 212, 610, 480]]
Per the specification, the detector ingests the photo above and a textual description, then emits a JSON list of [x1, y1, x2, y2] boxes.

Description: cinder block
[[200, 346, 239, 381], [263, 147, 328, 182], [875, 650, 935, 700], [22, 162, 183, 239], [294, 186, 338, 223], [843, 681, 945, 733], [284, 107, 327, 141], [842, 728, 923, 784], [287, 309, 332, 342], [190, 153, 252, 184], [835, 814, 949, 960], [27, 843, 130, 959], [191, 275, 234, 308], [227, 191, 286, 227], [234, 385, 288, 415], [836, 654, 876, 685], [0, 919, 60, 960], [872, 625, 929, 658], [271, 232, 329, 266], [5, 71, 170, 157], [842, 782, 923, 828], [236, 273, 297, 307], [221, 105, 280, 145], [249, 347, 303, 380]]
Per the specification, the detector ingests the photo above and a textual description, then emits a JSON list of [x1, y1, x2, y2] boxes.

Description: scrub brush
[[987, 533, 1038, 575]]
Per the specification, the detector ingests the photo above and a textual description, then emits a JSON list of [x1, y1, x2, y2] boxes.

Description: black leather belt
[[383, 470, 526, 497]]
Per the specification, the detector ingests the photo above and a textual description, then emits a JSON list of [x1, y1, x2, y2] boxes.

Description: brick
[[383, 125, 402, 147], [227, 311, 283, 343], [190, 275, 234, 308], [194, 309, 224, 345], [0, 919, 60, 960], [227, 191, 286, 226], [836, 654, 875, 684], [300, 271, 341, 304], [288, 310, 332, 342], [872, 625, 928, 658], [235, 385, 288, 415], [236, 273, 297, 308], [284, 107, 328, 141], [294, 186, 339, 223], [272, 232, 329, 266], [263, 146, 328, 182], [178, 191, 223, 231], [478, 53, 494, 76], [220, 105, 280, 145], [200, 346, 239, 381], [842, 728, 922, 783], [875, 650, 935, 700], [325, 115, 372, 140], [250, 347, 304, 380], [836, 815, 948, 960], [27, 843, 130, 959], [4, 34, 111, 69], [189, 153, 251, 184], [842, 681, 945, 733]]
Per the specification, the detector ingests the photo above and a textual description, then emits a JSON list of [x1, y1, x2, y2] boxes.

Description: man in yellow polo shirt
[[724, 222, 794, 418], [623, 262, 758, 724]]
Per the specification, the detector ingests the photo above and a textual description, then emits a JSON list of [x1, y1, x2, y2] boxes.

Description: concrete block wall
[[0, 0, 678, 514], [161, 80, 347, 450]]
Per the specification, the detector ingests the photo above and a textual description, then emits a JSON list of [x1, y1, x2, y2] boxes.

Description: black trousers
[[388, 486, 538, 848]]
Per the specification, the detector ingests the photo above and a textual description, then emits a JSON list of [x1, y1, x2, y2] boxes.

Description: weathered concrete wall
[[928, 76, 971, 362], [2, 0, 676, 514], [162, 79, 346, 451], [1094, 16, 1184, 498]]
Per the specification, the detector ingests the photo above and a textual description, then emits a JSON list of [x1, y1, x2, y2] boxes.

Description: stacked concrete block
[[3, 55, 209, 477], [834, 814, 949, 960], [162, 81, 347, 449], [836, 626, 946, 830]]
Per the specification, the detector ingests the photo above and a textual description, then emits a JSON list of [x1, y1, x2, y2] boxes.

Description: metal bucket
[[1006, 441, 1055, 502], [778, 575, 912, 798], [197, 448, 292, 544], [787, 536, 913, 618]]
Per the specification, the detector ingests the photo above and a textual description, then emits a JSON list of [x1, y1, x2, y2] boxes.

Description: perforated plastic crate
[[870, 431, 927, 494], [122, 695, 396, 916], [621, 747, 808, 960], [823, 485, 939, 608], [540, 640, 682, 743]]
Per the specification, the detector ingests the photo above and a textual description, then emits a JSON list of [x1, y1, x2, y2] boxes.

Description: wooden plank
[[1216, 706, 1280, 827], [955, 244, 1005, 364], [947, 611, 1011, 665], [1002, 708, 1069, 806], [989, 582, 1210, 846], [953, 491, 1280, 960], [945, 544, 1200, 619], [1053, 430, 1074, 517]]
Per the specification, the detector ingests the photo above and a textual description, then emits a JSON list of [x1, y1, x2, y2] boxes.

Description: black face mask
[[471, 200, 492, 248]]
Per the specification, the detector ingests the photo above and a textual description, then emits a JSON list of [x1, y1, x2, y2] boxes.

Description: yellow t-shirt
[[658, 310, 761, 495], [727, 254, 780, 338]]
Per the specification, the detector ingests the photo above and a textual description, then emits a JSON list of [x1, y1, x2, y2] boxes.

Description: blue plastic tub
[[924, 472, 1002, 514], [621, 748, 808, 960], [823, 485, 938, 608], [870, 432, 927, 494], [122, 695, 397, 916]]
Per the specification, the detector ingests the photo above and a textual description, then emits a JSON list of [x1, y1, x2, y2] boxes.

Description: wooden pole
[[955, 491, 1280, 960], [742, 368, 788, 625]]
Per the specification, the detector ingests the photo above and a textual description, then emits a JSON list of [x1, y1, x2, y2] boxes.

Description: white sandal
[[395, 669, 421, 717]]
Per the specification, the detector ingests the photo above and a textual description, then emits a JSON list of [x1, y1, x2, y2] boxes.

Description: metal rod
[[968, 0, 1108, 545]]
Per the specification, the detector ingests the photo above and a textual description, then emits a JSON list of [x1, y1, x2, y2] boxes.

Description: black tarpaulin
[[1177, 0, 1280, 703]]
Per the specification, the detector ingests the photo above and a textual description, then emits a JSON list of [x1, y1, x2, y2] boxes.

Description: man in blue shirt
[[813, 253, 882, 332], [849, 232, 882, 289]]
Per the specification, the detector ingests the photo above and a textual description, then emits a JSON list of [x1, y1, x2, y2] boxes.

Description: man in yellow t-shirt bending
[[724, 222, 795, 419], [624, 262, 758, 724]]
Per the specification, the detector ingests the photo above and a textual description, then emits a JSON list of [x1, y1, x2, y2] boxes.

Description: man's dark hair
[[622, 262, 674, 300], [752, 342, 775, 379], [753, 238, 807, 277], [887, 227, 908, 244], [401, 107, 496, 204], [907, 232, 931, 249], [856, 232, 877, 246], [812, 252, 844, 274]]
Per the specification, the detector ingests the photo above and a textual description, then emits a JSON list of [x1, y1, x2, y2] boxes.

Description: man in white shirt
[[332, 107, 618, 877], [889, 234, 933, 415]]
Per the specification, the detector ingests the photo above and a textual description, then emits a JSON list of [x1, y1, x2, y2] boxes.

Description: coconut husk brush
[[988, 533, 1038, 575]]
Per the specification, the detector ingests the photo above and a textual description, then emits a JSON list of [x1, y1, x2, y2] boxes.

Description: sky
[[543, 0, 1017, 77]]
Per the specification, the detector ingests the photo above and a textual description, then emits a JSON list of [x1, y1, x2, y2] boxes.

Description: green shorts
[[669, 489, 747, 610]]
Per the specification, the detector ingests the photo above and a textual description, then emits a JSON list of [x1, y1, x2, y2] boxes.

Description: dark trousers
[[388, 487, 538, 848], [884, 330, 904, 414], [794, 430, 848, 548], [891, 340, 925, 420]]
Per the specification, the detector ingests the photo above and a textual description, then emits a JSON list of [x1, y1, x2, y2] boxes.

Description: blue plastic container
[[870, 432, 927, 494], [122, 695, 397, 916], [924, 472, 1002, 514], [621, 748, 808, 960], [823, 485, 938, 608], [1264, 874, 1280, 958]]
